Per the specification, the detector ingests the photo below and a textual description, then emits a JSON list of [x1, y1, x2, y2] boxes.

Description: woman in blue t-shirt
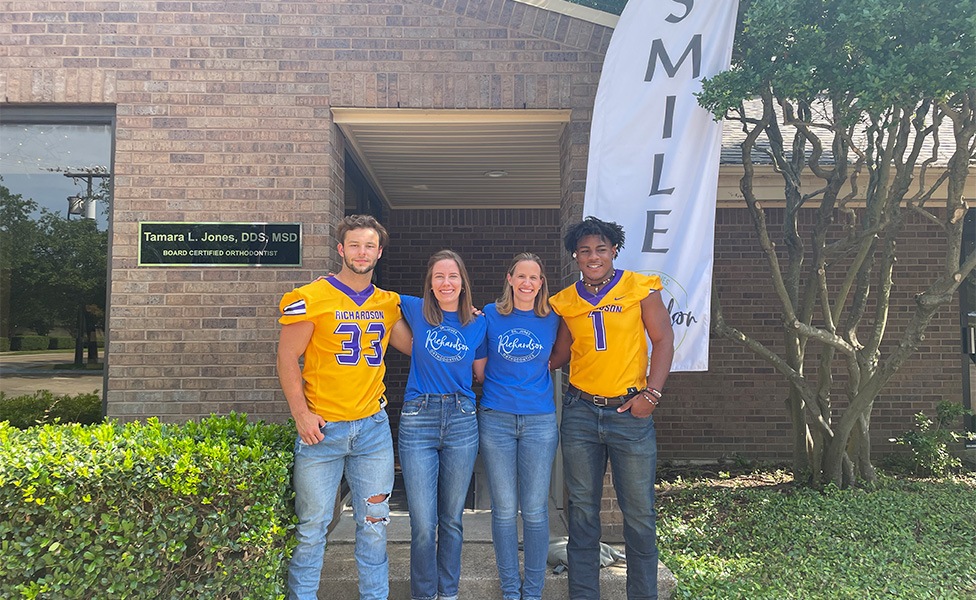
[[473, 252, 559, 600], [398, 249, 487, 600]]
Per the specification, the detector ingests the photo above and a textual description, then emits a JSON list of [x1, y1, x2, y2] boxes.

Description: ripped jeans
[[288, 409, 394, 600]]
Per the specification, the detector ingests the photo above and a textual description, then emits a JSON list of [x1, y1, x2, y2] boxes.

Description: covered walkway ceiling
[[332, 108, 571, 210]]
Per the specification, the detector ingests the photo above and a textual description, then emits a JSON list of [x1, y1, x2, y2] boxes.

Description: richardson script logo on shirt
[[425, 326, 469, 363], [496, 328, 544, 364]]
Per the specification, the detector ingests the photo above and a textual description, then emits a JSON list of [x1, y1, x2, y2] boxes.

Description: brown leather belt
[[568, 384, 632, 408]]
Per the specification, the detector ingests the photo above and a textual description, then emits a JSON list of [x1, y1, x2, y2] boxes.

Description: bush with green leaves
[[0, 414, 297, 599], [47, 336, 75, 350], [889, 401, 976, 477], [9, 336, 48, 351], [0, 338, 9, 352], [0, 390, 103, 429]]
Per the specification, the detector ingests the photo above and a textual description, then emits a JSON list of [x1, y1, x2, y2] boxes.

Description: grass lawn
[[657, 467, 976, 599]]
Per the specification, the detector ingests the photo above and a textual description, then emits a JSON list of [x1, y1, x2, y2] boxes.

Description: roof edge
[[513, 0, 618, 28]]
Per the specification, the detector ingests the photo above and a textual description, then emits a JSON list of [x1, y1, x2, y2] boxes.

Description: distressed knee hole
[[364, 492, 390, 525]]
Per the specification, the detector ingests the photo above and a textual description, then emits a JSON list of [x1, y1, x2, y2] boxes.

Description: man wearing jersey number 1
[[277, 214, 410, 600], [549, 216, 674, 600]]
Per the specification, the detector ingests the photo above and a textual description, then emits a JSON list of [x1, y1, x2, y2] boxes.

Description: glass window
[[0, 106, 114, 366], [1, 121, 113, 230]]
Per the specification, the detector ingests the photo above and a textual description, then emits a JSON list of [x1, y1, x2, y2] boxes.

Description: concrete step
[[319, 510, 675, 599]]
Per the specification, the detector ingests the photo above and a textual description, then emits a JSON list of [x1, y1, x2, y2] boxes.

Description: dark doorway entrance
[[336, 110, 570, 509]]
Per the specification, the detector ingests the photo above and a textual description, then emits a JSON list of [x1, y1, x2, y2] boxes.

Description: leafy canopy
[[700, 0, 976, 119]]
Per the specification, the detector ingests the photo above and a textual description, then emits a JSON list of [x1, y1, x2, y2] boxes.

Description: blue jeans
[[478, 409, 559, 600], [560, 392, 659, 600], [288, 410, 394, 600], [398, 393, 480, 600]]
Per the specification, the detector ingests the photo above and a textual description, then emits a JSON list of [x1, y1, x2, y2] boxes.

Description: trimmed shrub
[[47, 336, 75, 350], [9, 335, 48, 351], [0, 390, 103, 429], [0, 414, 297, 599], [0, 338, 9, 352]]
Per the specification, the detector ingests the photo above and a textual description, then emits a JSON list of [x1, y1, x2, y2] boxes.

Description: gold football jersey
[[279, 278, 401, 422], [550, 270, 662, 398]]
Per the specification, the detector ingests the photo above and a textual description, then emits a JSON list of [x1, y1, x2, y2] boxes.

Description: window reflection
[[0, 123, 112, 230], [0, 108, 114, 367]]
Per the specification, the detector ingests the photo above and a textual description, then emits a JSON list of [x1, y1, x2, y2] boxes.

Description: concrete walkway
[[323, 506, 676, 599], [0, 352, 104, 397]]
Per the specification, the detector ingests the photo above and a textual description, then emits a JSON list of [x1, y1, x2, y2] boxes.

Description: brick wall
[[0, 0, 609, 421]]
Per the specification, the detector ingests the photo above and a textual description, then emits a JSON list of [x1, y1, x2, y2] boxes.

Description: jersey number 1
[[589, 311, 607, 352]]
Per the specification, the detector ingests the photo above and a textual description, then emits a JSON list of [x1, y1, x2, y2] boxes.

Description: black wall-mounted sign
[[138, 222, 302, 267]]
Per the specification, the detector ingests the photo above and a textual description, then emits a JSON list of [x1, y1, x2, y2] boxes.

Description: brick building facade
[[1, 0, 969, 510]]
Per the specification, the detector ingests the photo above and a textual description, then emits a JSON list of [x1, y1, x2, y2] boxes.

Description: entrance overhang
[[332, 108, 571, 210]]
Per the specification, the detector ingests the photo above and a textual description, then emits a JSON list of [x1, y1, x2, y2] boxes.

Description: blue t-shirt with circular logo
[[480, 303, 558, 415], [401, 295, 488, 400]]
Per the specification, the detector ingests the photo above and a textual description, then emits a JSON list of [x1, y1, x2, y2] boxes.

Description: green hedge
[[47, 336, 75, 350], [0, 390, 103, 429], [0, 338, 9, 352], [0, 414, 297, 599], [9, 336, 48, 351]]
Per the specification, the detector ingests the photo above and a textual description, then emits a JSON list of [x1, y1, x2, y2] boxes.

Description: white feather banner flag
[[583, 0, 739, 371]]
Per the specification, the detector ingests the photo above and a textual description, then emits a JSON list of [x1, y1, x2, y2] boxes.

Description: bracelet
[[639, 388, 661, 406]]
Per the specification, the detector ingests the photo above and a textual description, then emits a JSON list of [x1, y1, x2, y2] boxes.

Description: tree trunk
[[822, 436, 846, 487], [74, 304, 85, 367], [786, 387, 811, 477], [848, 412, 877, 484]]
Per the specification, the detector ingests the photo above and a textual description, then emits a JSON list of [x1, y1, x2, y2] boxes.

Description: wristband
[[639, 388, 661, 406]]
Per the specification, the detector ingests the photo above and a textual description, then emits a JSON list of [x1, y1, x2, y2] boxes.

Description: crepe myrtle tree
[[697, 0, 976, 487]]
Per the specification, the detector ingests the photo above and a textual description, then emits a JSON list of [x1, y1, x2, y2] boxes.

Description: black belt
[[568, 384, 633, 408]]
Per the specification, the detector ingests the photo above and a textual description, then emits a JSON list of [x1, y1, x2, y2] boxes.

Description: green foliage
[[699, 0, 976, 118], [0, 180, 107, 337], [0, 390, 103, 429], [9, 336, 49, 351], [0, 184, 42, 335], [658, 472, 976, 599], [0, 338, 9, 352], [889, 401, 976, 477], [0, 414, 297, 599], [47, 336, 75, 350]]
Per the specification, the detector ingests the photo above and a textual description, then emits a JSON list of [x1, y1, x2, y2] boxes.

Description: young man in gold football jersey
[[550, 216, 674, 600], [277, 214, 409, 600]]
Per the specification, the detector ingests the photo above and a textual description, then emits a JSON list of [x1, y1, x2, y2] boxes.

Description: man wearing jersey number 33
[[549, 216, 675, 600], [277, 214, 410, 600]]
